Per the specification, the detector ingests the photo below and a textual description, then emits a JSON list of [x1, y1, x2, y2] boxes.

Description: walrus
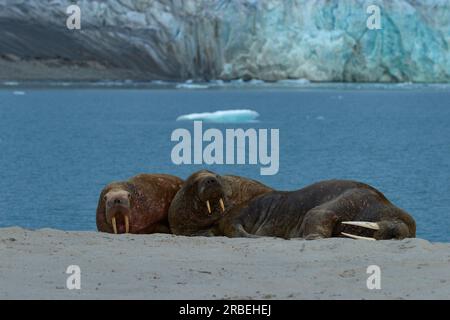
[[217, 180, 416, 240], [168, 170, 273, 236], [96, 174, 183, 234]]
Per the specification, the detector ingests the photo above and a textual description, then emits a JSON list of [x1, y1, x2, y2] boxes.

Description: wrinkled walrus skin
[[168, 170, 273, 236], [218, 180, 416, 240], [97, 174, 183, 234]]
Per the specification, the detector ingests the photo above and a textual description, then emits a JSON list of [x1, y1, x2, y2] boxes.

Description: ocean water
[[0, 84, 449, 242]]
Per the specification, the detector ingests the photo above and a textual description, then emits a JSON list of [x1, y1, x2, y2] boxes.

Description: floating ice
[[3, 81, 19, 86], [175, 79, 209, 89], [276, 79, 311, 86], [151, 80, 171, 85], [176, 83, 209, 89], [176, 109, 259, 123], [13, 91, 26, 95]]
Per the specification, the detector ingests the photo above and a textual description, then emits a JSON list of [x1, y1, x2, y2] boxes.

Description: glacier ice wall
[[0, 0, 449, 82]]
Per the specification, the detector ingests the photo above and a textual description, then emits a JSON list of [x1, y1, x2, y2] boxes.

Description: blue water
[[0, 85, 449, 242]]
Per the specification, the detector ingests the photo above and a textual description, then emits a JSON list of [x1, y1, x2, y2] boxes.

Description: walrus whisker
[[342, 221, 380, 230], [111, 217, 118, 234], [219, 198, 225, 212], [341, 232, 376, 241], [125, 216, 130, 233], [206, 200, 212, 214]]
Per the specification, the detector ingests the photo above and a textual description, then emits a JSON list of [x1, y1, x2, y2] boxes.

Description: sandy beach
[[0, 227, 449, 299]]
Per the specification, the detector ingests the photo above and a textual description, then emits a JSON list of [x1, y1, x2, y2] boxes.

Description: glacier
[[0, 0, 449, 82]]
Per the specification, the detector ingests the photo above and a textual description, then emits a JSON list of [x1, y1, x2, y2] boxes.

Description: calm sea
[[0, 83, 449, 242]]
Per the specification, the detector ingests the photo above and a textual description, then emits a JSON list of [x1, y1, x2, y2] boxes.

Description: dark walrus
[[168, 170, 273, 236], [218, 180, 416, 240], [97, 174, 183, 234]]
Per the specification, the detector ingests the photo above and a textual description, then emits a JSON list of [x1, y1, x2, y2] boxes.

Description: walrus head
[[189, 170, 227, 216], [97, 174, 184, 235], [169, 170, 272, 236], [103, 188, 132, 234], [167, 170, 229, 235]]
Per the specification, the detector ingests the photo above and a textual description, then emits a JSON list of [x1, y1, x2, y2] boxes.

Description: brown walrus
[[217, 179, 416, 240], [96, 174, 183, 234], [168, 170, 273, 236]]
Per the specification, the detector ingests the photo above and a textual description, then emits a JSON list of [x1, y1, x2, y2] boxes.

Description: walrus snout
[[105, 191, 131, 209], [113, 198, 124, 205], [199, 176, 221, 195], [105, 190, 132, 234], [197, 176, 226, 215]]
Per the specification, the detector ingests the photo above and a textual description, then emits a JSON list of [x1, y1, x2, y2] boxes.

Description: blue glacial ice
[[0, 0, 449, 82]]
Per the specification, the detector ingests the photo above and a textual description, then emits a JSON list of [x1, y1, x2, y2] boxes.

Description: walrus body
[[96, 174, 183, 234], [168, 170, 273, 236], [218, 180, 416, 240]]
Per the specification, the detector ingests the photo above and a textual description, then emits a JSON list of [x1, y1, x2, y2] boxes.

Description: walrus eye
[[103, 195, 107, 201], [128, 193, 131, 199]]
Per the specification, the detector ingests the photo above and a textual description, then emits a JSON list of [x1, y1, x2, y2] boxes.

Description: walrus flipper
[[300, 208, 340, 240], [191, 228, 219, 237], [222, 222, 261, 238]]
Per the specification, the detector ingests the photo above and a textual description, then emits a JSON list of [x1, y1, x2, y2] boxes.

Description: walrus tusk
[[111, 217, 118, 234], [206, 200, 211, 214], [219, 198, 225, 212], [341, 232, 376, 241], [125, 216, 130, 233], [342, 221, 380, 230]]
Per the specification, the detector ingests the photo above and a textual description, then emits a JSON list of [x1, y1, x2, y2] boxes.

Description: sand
[[0, 227, 449, 300]]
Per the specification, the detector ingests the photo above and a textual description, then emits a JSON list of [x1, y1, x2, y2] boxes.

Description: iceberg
[[276, 79, 311, 86], [3, 81, 19, 86], [175, 83, 210, 89], [176, 110, 260, 123]]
